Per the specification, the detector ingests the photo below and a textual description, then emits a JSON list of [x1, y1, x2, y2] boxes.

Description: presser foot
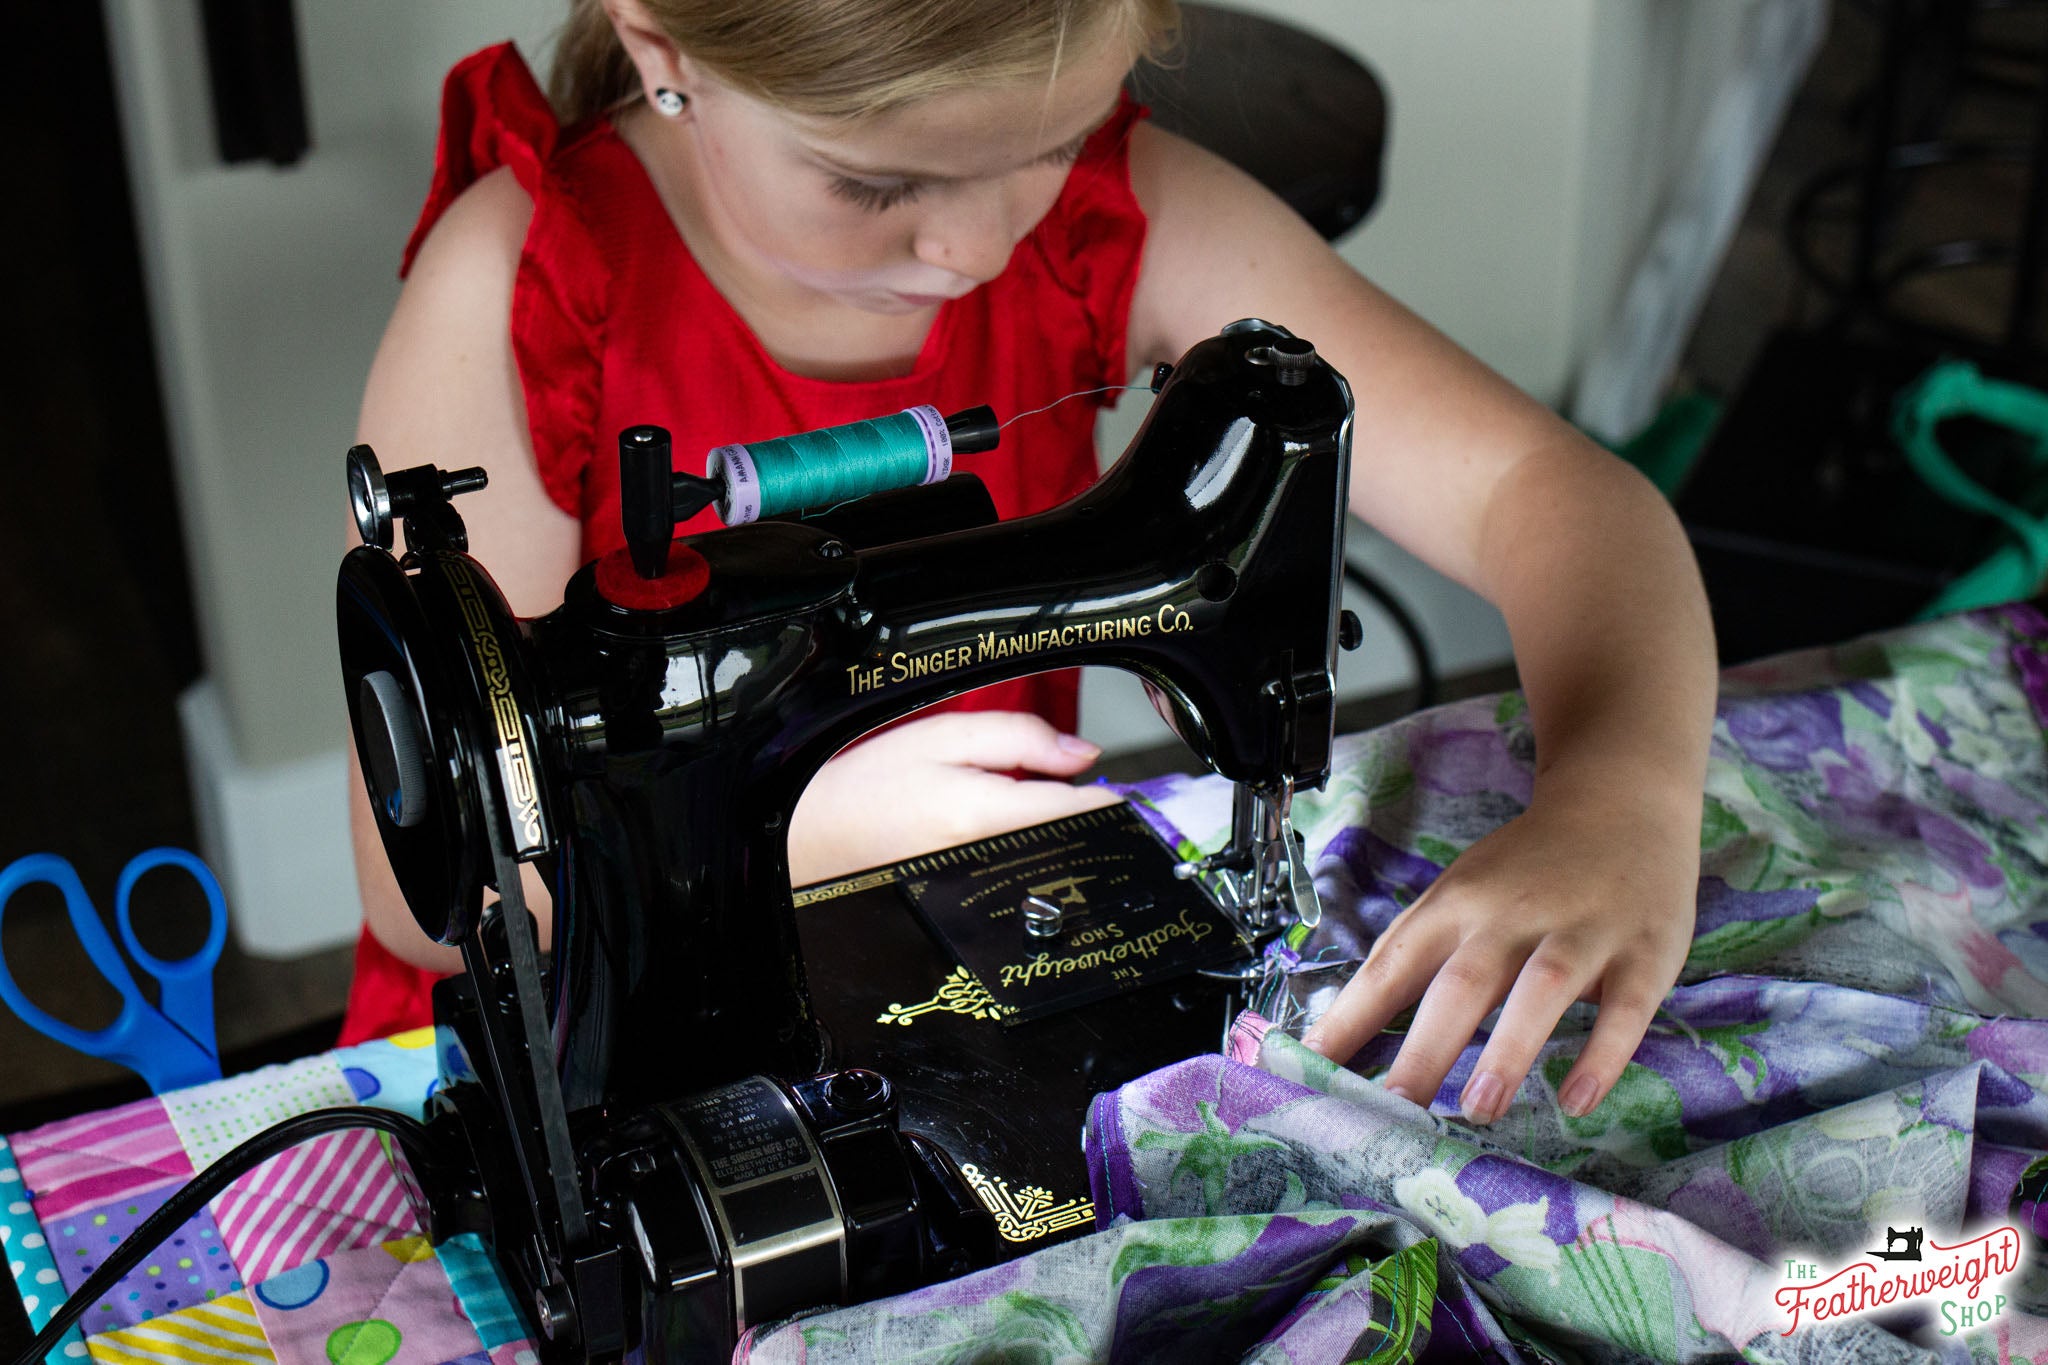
[[1173, 780, 1323, 940]]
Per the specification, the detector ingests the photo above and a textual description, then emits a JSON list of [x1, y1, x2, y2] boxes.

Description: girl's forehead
[[779, 37, 1134, 179]]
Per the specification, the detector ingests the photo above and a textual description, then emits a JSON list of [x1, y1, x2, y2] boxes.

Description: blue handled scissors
[[0, 848, 227, 1093]]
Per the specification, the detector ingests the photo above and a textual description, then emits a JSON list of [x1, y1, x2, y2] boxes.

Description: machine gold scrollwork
[[876, 966, 1012, 1025], [957, 1163, 1096, 1243]]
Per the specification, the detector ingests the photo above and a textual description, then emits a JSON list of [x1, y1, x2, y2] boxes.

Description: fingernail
[[1383, 1083, 1415, 1105], [1559, 1075, 1600, 1118], [1461, 1073, 1504, 1124], [1299, 1028, 1324, 1054], [1056, 733, 1100, 757]]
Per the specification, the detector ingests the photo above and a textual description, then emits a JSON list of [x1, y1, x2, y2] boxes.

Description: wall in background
[[104, 0, 563, 952], [1220, 0, 1822, 409], [105, 0, 563, 774]]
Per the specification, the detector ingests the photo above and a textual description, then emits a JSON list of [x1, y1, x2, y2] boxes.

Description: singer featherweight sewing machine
[[336, 320, 1356, 1363]]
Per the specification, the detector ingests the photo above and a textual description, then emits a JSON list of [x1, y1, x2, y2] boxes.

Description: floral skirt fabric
[[740, 605, 2048, 1363]]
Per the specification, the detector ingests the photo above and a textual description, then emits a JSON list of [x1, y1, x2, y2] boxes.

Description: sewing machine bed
[[6, 605, 2048, 1363]]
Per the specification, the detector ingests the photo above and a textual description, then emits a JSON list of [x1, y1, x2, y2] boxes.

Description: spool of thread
[[708, 406, 955, 525]]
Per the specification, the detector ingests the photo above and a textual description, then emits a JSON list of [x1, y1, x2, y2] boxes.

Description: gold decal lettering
[[849, 604, 1200, 695], [995, 907, 1215, 987], [1156, 604, 1191, 634], [449, 569, 545, 851]]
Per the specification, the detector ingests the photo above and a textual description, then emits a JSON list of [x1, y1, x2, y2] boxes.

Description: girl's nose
[[912, 183, 1016, 284]]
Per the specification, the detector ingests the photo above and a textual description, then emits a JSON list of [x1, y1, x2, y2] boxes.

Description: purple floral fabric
[[742, 607, 2048, 1362]]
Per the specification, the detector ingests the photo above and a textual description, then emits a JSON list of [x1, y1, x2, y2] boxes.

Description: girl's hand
[[1301, 787, 1698, 1125], [788, 711, 1121, 886]]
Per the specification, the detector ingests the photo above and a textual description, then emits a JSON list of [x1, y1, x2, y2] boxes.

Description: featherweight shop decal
[[1774, 1224, 2024, 1337], [996, 907, 1217, 989], [847, 603, 1198, 696]]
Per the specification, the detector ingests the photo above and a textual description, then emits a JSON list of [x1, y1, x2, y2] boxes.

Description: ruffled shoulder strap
[[399, 43, 609, 524], [401, 43, 560, 276], [1025, 90, 1151, 389]]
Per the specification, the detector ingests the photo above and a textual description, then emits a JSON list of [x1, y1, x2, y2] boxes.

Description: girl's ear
[[601, 0, 704, 104]]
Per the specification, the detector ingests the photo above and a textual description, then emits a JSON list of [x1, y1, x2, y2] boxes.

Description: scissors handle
[[0, 854, 148, 1049], [115, 847, 228, 1063], [0, 851, 221, 1092]]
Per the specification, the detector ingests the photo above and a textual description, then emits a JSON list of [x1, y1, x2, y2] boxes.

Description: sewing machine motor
[[336, 320, 1355, 1363]]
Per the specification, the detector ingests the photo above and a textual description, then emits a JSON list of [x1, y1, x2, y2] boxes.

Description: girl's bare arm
[[1125, 125, 1717, 1122]]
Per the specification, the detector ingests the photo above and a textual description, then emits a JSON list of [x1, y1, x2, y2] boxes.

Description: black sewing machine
[[336, 320, 1354, 1363]]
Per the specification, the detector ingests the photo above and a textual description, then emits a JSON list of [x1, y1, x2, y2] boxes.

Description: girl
[[344, 0, 1718, 1134]]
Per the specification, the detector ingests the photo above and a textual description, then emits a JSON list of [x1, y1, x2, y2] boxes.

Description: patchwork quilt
[[0, 1034, 517, 1365], [8, 606, 2048, 1363]]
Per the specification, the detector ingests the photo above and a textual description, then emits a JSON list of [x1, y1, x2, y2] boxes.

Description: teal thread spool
[[710, 406, 956, 524], [616, 405, 998, 580]]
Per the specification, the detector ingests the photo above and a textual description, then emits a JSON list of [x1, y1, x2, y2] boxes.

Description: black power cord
[[6, 1108, 435, 1365]]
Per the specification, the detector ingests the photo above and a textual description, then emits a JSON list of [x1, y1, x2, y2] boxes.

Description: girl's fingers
[[1301, 921, 1454, 1065], [1378, 947, 1518, 1109], [874, 711, 1102, 775], [1549, 965, 1670, 1120], [1456, 943, 1595, 1124]]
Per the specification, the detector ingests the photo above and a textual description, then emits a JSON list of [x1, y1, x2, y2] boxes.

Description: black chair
[[1130, 2, 1387, 240]]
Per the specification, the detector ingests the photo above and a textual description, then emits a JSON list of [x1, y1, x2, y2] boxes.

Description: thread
[[709, 406, 951, 524], [998, 385, 1148, 430]]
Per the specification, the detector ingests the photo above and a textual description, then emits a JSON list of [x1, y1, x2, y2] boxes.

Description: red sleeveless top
[[340, 43, 1150, 1044]]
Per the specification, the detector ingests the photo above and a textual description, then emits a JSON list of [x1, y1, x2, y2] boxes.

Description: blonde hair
[[550, 0, 1179, 125]]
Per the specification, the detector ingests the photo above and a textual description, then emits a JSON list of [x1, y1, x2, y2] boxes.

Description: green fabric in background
[[1607, 390, 1725, 500], [1894, 360, 2048, 618]]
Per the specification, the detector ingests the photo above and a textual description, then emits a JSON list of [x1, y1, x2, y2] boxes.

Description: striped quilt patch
[[84, 1291, 275, 1365], [13, 1102, 194, 1221], [209, 1133, 419, 1286]]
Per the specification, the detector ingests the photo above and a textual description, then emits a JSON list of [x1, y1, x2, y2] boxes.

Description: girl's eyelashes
[[828, 175, 922, 212], [823, 132, 1090, 215], [1041, 132, 1091, 168]]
